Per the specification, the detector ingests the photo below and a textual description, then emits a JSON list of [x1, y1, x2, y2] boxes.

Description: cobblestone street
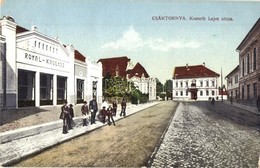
[[151, 102, 260, 168]]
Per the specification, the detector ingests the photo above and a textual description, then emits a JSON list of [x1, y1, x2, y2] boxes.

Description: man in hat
[[120, 98, 127, 117], [89, 97, 98, 124], [61, 100, 69, 134], [112, 99, 117, 116], [81, 101, 89, 126], [107, 105, 116, 126], [68, 104, 74, 129]]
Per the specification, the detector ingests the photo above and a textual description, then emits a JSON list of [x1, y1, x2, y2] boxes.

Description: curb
[[0, 102, 160, 166]]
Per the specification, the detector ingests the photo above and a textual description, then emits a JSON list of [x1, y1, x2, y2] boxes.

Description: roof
[[75, 50, 86, 62], [236, 18, 260, 51], [98, 56, 131, 77], [16, 25, 29, 34], [173, 64, 220, 79], [128, 62, 149, 78], [225, 65, 239, 79], [15, 24, 86, 63]]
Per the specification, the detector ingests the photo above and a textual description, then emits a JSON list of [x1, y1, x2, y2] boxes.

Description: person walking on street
[[68, 104, 74, 130], [120, 98, 127, 117], [211, 97, 215, 105], [81, 101, 89, 126], [61, 100, 69, 134], [107, 105, 116, 126], [112, 99, 117, 116], [89, 97, 98, 124]]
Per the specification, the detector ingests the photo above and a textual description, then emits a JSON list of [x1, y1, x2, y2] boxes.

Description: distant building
[[98, 56, 157, 101], [225, 65, 239, 100], [236, 18, 260, 101], [172, 64, 220, 101], [0, 16, 102, 109]]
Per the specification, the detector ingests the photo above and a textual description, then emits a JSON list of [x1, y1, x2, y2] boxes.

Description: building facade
[[98, 56, 157, 101], [172, 64, 220, 101], [0, 16, 102, 109], [225, 65, 239, 100], [237, 18, 260, 101]]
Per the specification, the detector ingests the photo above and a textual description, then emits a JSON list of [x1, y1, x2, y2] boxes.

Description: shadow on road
[[0, 107, 48, 126]]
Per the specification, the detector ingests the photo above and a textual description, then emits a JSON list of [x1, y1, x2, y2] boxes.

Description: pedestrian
[[120, 98, 127, 117], [68, 104, 74, 130], [230, 96, 233, 105], [211, 97, 215, 105], [100, 106, 107, 124], [89, 97, 98, 124], [61, 100, 69, 134], [81, 101, 89, 126], [107, 105, 116, 126], [112, 99, 117, 116]]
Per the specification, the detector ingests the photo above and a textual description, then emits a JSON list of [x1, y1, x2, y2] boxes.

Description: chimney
[[31, 25, 37, 31], [203, 62, 205, 66], [186, 63, 188, 68]]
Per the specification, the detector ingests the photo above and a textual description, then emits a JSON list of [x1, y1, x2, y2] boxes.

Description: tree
[[165, 80, 173, 100]]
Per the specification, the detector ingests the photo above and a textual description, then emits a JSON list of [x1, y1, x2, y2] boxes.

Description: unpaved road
[[13, 101, 178, 167]]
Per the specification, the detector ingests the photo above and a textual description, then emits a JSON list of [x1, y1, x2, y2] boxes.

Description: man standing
[[68, 104, 74, 129], [89, 97, 98, 124], [112, 99, 117, 116], [107, 105, 116, 126], [120, 98, 127, 117], [81, 101, 89, 126], [61, 100, 69, 134]]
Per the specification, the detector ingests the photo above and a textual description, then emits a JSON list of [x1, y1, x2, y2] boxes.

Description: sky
[[0, 0, 260, 83]]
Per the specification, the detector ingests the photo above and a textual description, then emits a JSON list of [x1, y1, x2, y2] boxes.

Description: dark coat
[[107, 107, 113, 116], [89, 99, 98, 111], [81, 104, 89, 115]]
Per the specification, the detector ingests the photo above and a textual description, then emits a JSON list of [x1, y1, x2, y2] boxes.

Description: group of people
[[60, 101, 75, 134], [60, 97, 127, 134]]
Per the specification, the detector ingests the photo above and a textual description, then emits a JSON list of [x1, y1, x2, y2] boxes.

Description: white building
[[172, 64, 220, 101], [98, 56, 157, 101], [225, 65, 239, 99], [0, 16, 102, 109]]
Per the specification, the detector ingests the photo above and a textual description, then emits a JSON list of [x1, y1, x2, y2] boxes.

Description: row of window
[[175, 90, 215, 96], [175, 80, 215, 88], [229, 74, 239, 85], [34, 40, 58, 54], [18, 69, 86, 107], [241, 47, 257, 77]]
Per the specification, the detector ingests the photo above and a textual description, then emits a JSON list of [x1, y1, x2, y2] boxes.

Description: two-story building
[[0, 16, 102, 109], [172, 64, 220, 101], [98, 56, 157, 101], [225, 65, 239, 100], [236, 18, 260, 101]]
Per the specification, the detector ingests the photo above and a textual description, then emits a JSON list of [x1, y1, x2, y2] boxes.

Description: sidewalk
[[0, 102, 160, 166]]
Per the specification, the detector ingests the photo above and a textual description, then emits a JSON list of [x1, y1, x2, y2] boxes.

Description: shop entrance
[[18, 69, 35, 107], [40, 73, 53, 105], [57, 76, 67, 105]]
